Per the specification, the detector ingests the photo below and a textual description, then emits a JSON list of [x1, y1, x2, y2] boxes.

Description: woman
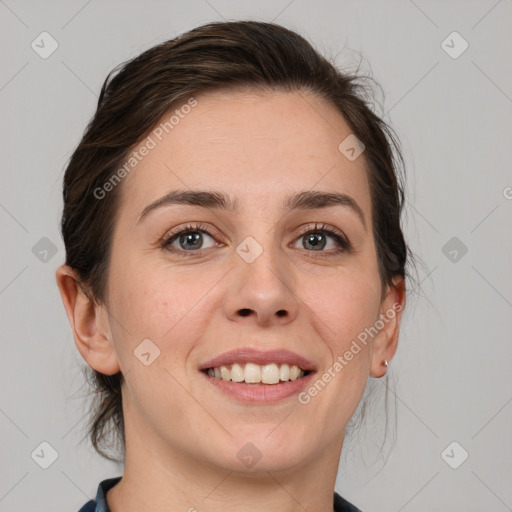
[[56, 20, 411, 512]]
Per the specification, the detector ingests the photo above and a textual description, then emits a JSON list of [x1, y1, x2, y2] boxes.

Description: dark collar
[[79, 477, 362, 512]]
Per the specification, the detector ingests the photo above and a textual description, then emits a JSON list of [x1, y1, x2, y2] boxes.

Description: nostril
[[276, 310, 287, 317], [239, 309, 252, 317]]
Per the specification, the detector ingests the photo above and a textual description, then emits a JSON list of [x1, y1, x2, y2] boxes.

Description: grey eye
[[168, 230, 216, 251]]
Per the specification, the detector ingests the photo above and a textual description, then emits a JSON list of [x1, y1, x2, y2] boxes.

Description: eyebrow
[[137, 189, 366, 230]]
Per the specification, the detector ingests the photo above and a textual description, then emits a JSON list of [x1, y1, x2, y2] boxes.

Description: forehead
[[118, 89, 371, 219]]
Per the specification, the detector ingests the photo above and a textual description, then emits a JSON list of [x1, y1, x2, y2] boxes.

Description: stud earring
[[384, 360, 388, 367]]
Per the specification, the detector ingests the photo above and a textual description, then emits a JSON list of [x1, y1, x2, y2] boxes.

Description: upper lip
[[199, 348, 317, 372]]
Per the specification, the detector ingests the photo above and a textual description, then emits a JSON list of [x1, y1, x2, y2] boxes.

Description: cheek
[[138, 281, 202, 338], [109, 261, 219, 359], [298, 268, 381, 351]]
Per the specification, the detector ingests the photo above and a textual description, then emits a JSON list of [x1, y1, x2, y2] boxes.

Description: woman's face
[[89, 89, 403, 472]]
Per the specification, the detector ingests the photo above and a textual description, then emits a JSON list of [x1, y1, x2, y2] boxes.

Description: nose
[[222, 239, 299, 327]]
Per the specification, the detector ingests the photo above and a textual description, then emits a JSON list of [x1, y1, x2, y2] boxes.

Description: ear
[[55, 264, 120, 375], [369, 275, 406, 378]]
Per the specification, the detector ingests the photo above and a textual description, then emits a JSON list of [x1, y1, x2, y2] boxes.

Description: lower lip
[[200, 370, 316, 403]]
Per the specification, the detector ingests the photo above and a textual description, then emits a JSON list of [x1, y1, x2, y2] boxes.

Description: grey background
[[1, 1, 511, 511]]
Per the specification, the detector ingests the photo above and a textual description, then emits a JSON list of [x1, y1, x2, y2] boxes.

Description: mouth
[[198, 348, 317, 403], [201, 363, 313, 385]]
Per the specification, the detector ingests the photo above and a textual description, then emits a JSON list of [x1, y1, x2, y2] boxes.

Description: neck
[[106, 415, 344, 512]]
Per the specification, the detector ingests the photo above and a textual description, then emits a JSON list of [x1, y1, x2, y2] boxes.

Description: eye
[[293, 223, 351, 254], [160, 222, 351, 257], [161, 223, 218, 255]]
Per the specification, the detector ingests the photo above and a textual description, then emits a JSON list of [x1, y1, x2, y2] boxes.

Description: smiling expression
[[94, 88, 399, 472]]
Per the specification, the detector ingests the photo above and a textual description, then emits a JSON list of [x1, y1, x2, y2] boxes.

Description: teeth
[[205, 362, 306, 384], [244, 363, 261, 383], [289, 365, 301, 381], [261, 363, 280, 384], [230, 363, 244, 382], [220, 366, 230, 381], [280, 363, 290, 381]]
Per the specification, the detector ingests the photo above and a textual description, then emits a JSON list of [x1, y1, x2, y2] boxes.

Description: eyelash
[[160, 222, 351, 257]]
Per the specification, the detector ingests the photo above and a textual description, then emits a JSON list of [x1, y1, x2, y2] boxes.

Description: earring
[[384, 360, 388, 367]]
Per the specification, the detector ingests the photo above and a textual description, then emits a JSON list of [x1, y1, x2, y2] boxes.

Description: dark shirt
[[78, 476, 363, 512]]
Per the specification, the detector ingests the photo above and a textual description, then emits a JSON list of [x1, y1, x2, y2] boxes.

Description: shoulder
[[77, 501, 96, 512], [334, 491, 364, 512], [78, 480, 360, 512], [76, 476, 122, 512]]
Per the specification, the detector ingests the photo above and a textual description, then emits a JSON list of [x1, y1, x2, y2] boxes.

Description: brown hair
[[60, 20, 414, 463]]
